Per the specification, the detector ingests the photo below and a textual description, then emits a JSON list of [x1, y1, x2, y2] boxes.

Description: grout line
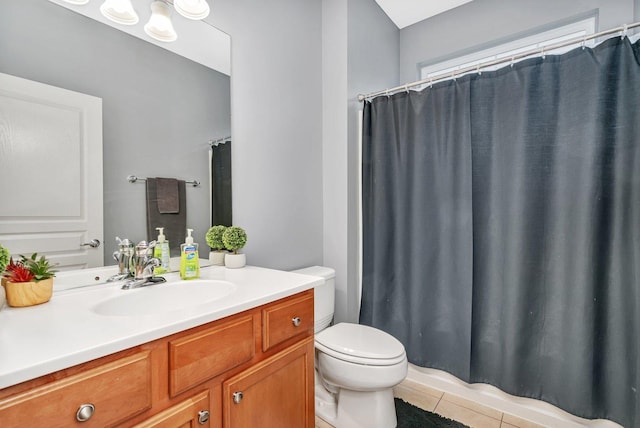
[[435, 392, 444, 411]]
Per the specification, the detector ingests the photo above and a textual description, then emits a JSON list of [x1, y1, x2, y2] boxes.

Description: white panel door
[[0, 73, 103, 269]]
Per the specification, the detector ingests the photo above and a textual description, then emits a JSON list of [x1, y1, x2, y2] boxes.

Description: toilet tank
[[291, 266, 335, 333]]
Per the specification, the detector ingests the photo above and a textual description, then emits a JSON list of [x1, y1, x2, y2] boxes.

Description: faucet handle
[[134, 240, 157, 257], [142, 258, 161, 280], [116, 236, 133, 247]]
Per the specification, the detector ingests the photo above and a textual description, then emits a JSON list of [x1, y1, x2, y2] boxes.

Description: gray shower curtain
[[360, 36, 640, 427]]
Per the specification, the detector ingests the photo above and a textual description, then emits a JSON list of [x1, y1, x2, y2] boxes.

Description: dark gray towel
[[156, 177, 180, 213], [146, 178, 187, 255]]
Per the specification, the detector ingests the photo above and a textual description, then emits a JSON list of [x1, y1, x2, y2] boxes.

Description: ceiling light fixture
[[100, 0, 139, 25], [173, 0, 210, 20], [144, 1, 178, 42], [62, 0, 90, 5]]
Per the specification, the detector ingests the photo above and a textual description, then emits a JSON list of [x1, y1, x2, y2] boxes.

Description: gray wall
[[346, 0, 399, 322], [636, 0, 640, 20], [322, 0, 349, 321], [211, 0, 324, 271], [0, 0, 231, 264], [400, 0, 636, 83], [321, 0, 399, 322]]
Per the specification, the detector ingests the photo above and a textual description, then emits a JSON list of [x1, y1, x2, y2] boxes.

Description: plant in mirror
[[206, 225, 228, 266], [0, 0, 231, 272]]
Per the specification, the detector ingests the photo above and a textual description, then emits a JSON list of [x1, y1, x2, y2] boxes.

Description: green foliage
[[205, 225, 227, 251], [0, 244, 9, 274], [21, 253, 58, 281], [222, 226, 247, 254]]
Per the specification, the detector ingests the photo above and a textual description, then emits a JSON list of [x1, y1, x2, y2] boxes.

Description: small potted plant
[[2, 253, 58, 307], [222, 226, 247, 268], [205, 225, 227, 266], [0, 244, 9, 308]]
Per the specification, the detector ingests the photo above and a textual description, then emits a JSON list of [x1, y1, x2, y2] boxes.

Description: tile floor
[[314, 378, 546, 428]]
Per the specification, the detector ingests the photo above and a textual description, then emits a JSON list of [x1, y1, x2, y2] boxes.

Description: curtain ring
[[429, 79, 433, 88], [404, 85, 409, 93], [541, 47, 546, 60], [581, 37, 586, 50], [622, 24, 628, 39], [510, 57, 514, 68], [476, 64, 481, 75]]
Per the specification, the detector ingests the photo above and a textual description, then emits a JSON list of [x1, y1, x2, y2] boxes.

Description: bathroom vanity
[[0, 266, 321, 427]]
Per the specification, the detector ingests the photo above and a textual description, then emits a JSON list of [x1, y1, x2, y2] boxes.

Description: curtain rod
[[358, 20, 640, 102], [209, 136, 231, 147]]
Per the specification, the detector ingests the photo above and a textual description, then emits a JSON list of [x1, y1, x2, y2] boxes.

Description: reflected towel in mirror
[[146, 178, 187, 255]]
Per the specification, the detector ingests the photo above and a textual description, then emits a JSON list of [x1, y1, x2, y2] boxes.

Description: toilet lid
[[315, 323, 406, 365]]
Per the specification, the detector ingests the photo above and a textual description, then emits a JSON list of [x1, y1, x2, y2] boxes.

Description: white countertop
[[0, 265, 322, 389]]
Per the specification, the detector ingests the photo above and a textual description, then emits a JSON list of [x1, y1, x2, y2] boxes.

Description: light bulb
[[144, 1, 178, 42], [174, 0, 210, 20], [100, 0, 139, 25]]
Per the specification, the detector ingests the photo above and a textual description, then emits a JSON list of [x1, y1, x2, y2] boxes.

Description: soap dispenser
[[153, 227, 171, 274], [180, 228, 200, 280]]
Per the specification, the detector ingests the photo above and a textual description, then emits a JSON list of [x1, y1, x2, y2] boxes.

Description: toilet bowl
[[292, 266, 408, 428]]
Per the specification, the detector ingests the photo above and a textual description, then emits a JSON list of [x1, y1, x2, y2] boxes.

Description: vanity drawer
[[262, 290, 314, 352], [134, 390, 211, 428], [169, 314, 255, 397], [0, 351, 152, 427]]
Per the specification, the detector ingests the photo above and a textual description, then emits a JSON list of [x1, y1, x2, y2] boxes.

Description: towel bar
[[127, 175, 200, 187]]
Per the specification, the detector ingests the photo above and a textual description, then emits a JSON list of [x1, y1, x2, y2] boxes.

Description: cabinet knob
[[198, 410, 210, 425], [233, 391, 243, 404], [292, 317, 301, 327], [76, 403, 95, 422]]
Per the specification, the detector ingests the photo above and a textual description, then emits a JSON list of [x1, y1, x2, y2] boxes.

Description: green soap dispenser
[[180, 228, 200, 280], [153, 227, 171, 274]]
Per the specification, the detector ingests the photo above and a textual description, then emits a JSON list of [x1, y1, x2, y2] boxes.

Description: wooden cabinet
[[0, 351, 152, 427], [262, 291, 314, 352], [223, 337, 314, 428], [0, 289, 314, 428], [133, 391, 211, 428], [169, 315, 256, 397]]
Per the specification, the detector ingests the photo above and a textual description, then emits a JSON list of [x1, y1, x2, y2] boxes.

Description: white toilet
[[292, 266, 408, 428]]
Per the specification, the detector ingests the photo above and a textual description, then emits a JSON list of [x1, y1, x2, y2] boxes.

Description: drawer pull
[[76, 403, 95, 422], [198, 410, 210, 424], [292, 317, 301, 327], [233, 391, 243, 404]]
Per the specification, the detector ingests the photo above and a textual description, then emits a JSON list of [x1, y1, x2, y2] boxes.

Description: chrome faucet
[[108, 237, 134, 282], [122, 240, 166, 289]]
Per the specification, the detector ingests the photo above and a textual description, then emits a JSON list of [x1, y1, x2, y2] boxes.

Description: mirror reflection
[[0, 0, 231, 271]]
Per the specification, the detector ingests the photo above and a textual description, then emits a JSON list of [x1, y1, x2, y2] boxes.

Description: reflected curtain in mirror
[[210, 140, 232, 227]]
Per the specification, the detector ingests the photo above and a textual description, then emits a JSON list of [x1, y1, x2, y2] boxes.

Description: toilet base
[[315, 385, 397, 428]]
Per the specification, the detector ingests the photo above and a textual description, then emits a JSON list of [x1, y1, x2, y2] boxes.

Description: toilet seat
[[315, 323, 406, 366]]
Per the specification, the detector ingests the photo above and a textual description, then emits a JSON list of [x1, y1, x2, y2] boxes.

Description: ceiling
[[48, 0, 474, 71], [375, 0, 474, 29]]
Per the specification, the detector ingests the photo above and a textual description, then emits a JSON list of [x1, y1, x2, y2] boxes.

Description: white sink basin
[[92, 280, 235, 316]]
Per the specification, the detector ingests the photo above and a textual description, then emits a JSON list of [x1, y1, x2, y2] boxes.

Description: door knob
[[233, 391, 243, 404], [292, 316, 301, 327], [81, 239, 101, 248]]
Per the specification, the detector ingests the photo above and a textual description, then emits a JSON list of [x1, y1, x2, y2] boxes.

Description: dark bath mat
[[395, 398, 470, 428]]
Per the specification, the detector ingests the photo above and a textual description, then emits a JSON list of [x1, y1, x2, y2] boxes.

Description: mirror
[[0, 0, 231, 270]]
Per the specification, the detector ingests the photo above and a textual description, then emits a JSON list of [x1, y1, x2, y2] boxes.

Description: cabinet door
[[223, 337, 314, 428], [0, 351, 152, 427], [134, 391, 211, 428]]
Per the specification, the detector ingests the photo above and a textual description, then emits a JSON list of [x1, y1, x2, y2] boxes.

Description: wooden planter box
[[3, 277, 53, 307]]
